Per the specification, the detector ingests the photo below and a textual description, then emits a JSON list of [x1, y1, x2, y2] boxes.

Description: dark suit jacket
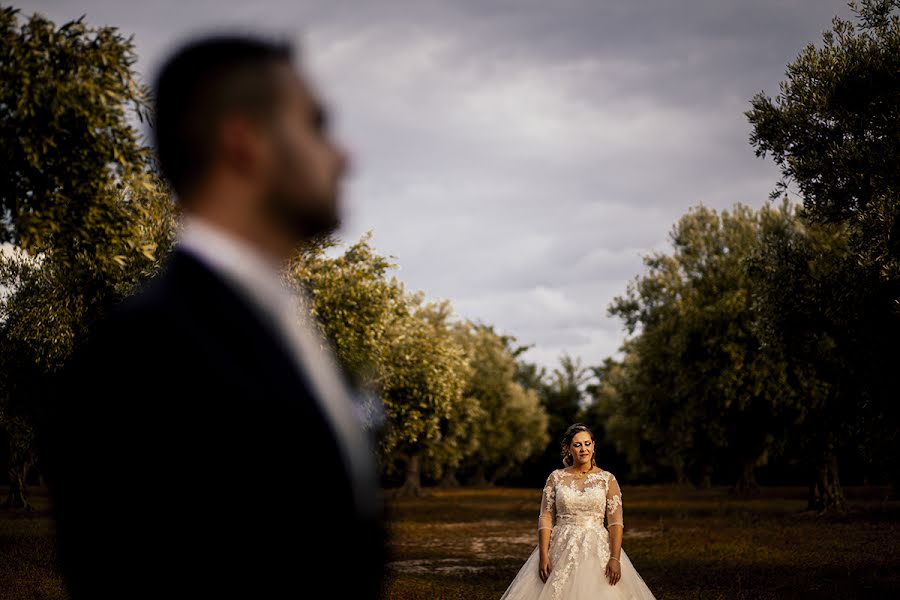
[[36, 246, 388, 599]]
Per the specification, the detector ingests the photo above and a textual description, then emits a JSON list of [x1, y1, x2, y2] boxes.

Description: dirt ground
[[2, 483, 898, 599]]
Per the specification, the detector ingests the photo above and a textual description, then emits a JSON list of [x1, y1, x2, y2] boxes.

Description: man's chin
[[289, 209, 341, 240], [268, 194, 341, 240]]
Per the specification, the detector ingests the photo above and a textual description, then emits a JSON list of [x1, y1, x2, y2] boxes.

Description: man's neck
[[181, 208, 296, 269]]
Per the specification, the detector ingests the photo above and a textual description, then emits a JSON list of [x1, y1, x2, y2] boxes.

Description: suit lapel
[[160, 247, 378, 519], [163, 247, 313, 400]]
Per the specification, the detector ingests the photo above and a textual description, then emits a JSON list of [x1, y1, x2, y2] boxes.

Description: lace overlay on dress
[[537, 468, 625, 600]]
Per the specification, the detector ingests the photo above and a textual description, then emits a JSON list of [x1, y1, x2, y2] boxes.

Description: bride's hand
[[539, 554, 552, 582], [605, 557, 621, 585]]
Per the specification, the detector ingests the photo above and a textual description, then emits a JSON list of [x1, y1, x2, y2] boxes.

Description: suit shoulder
[[102, 251, 205, 334], [70, 268, 182, 363], [101, 281, 174, 334], [113, 264, 179, 316]]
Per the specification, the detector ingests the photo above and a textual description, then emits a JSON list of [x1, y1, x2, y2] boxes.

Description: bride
[[499, 423, 657, 600]]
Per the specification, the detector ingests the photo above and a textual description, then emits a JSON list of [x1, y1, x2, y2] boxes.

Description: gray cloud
[[19, 0, 852, 370]]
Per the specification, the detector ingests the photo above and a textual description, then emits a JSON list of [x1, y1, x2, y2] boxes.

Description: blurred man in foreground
[[39, 33, 387, 599]]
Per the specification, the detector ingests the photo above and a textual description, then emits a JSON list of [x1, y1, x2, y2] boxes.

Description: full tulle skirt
[[498, 524, 656, 600]]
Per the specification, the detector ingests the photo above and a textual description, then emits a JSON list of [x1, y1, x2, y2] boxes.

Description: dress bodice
[[538, 468, 623, 532]]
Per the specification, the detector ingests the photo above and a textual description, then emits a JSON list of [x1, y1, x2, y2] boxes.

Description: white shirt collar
[[175, 213, 297, 322]]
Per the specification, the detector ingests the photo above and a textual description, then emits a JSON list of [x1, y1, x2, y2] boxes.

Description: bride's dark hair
[[560, 422, 596, 467]]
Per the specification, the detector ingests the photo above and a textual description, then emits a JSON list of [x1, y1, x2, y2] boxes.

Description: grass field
[[2, 483, 899, 599], [379, 482, 900, 599]]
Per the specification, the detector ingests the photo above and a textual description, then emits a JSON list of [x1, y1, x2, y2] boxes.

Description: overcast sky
[[18, 0, 853, 371]]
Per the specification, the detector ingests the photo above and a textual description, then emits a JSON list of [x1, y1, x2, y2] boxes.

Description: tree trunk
[[731, 459, 761, 497], [3, 450, 34, 511], [673, 461, 689, 486], [395, 452, 424, 498], [808, 452, 846, 513], [699, 463, 714, 490], [470, 464, 489, 487], [438, 467, 460, 488]]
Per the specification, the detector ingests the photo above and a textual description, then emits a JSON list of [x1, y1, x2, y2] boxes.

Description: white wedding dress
[[499, 468, 657, 600]]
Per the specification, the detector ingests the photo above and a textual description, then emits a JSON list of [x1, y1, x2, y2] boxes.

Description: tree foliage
[[746, 0, 900, 226], [450, 322, 548, 484], [746, 0, 900, 498], [0, 7, 177, 509], [289, 235, 474, 495], [607, 203, 801, 492]]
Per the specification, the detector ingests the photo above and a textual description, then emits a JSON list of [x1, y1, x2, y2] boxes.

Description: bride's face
[[569, 432, 594, 466]]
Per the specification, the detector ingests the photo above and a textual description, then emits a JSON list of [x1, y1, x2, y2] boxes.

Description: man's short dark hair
[[151, 34, 295, 201]]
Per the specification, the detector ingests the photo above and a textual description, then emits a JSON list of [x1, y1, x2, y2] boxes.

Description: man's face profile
[[258, 63, 349, 240]]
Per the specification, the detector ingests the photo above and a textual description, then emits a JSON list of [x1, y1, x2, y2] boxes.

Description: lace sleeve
[[606, 473, 623, 529], [538, 471, 557, 531]]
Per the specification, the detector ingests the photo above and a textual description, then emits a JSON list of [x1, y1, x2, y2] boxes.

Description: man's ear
[[218, 113, 270, 179]]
